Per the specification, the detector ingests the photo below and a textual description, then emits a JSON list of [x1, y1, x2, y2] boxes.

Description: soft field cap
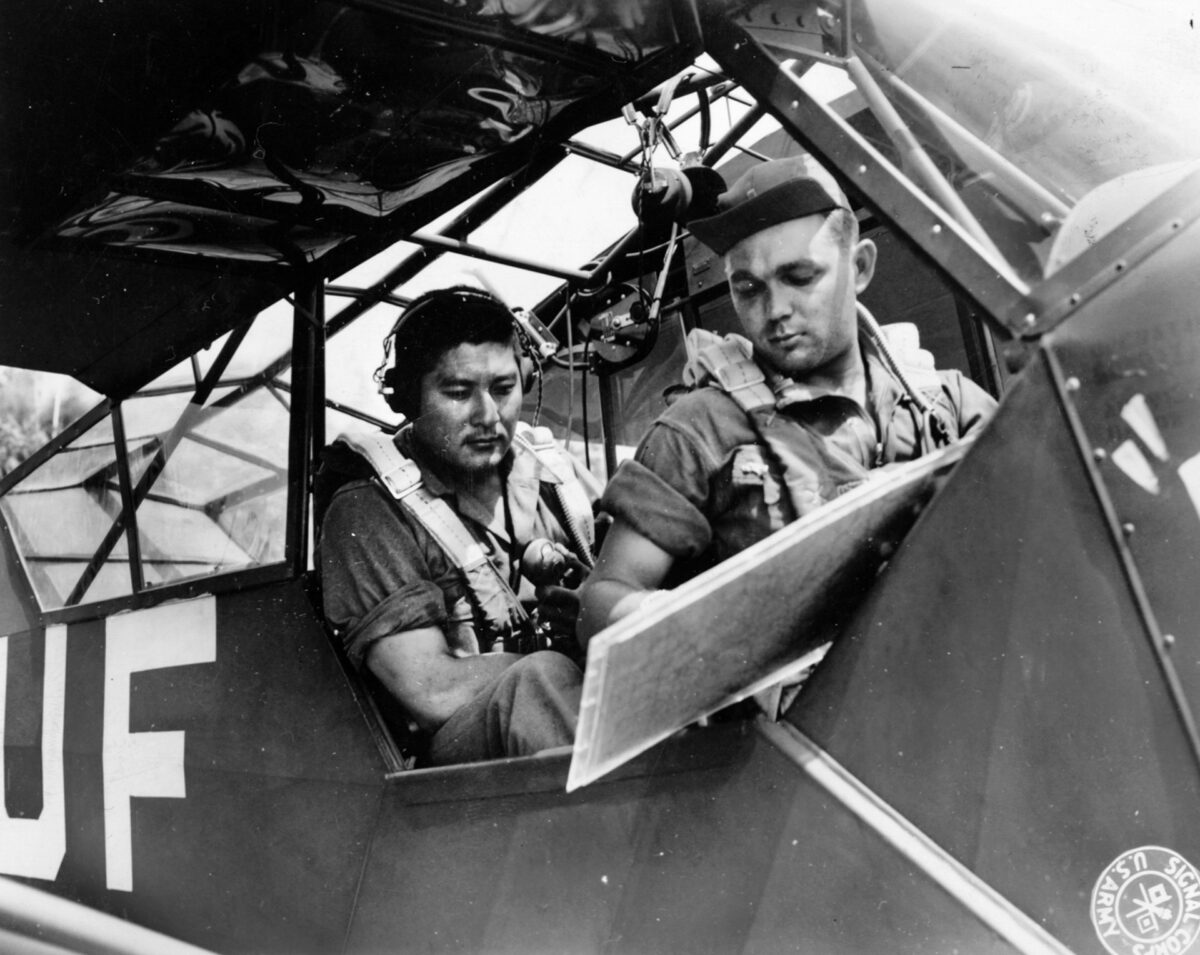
[[688, 155, 849, 255]]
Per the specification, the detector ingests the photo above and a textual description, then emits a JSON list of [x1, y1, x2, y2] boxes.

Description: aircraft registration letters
[[0, 598, 217, 891]]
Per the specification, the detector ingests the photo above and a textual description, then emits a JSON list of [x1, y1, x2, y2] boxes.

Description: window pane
[[217, 487, 286, 565], [325, 303, 401, 424], [0, 418, 132, 608], [129, 388, 290, 589], [0, 368, 101, 476], [41, 562, 133, 606], [0, 309, 294, 610]]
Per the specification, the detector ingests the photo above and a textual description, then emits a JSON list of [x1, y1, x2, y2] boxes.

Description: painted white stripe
[[757, 719, 1075, 955], [1178, 451, 1200, 525], [0, 625, 67, 881], [1121, 394, 1169, 461], [103, 597, 217, 892], [1113, 439, 1161, 494]]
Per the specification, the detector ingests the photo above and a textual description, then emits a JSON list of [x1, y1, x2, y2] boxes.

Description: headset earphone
[[375, 286, 543, 421]]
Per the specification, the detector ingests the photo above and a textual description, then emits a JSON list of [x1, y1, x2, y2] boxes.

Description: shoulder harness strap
[[511, 422, 596, 566], [337, 432, 529, 639], [681, 329, 869, 517], [872, 322, 946, 396], [870, 323, 958, 448], [683, 329, 777, 413]]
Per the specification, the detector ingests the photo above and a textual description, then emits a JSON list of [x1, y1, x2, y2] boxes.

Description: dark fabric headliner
[[0, 0, 689, 397]]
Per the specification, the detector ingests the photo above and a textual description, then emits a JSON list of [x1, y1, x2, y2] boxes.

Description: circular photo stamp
[[1091, 846, 1200, 955]]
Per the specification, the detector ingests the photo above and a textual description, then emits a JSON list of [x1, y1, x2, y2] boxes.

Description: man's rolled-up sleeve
[[599, 421, 716, 559], [319, 483, 450, 667], [341, 581, 446, 667]]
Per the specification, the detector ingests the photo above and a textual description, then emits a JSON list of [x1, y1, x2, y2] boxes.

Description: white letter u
[[0, 625, 68, 881]]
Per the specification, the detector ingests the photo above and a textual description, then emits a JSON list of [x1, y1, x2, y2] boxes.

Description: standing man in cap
[[577, 155, 996, 644]]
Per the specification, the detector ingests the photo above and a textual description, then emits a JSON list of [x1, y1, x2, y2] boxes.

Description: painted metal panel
[[2, 582, 389, 954], [348, 725, 1034, 955], [1047, 216, 1200, 719], [791, 349, 1200, 952]]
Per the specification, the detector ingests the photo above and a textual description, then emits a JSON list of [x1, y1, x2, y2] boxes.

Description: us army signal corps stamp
[[1091, 846, 1200, 955]]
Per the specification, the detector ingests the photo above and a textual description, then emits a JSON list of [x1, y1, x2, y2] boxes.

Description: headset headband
[[375, 286, 543, 420]]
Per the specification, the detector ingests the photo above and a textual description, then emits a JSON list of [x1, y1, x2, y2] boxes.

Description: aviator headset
[[376, 286, 543, 421]]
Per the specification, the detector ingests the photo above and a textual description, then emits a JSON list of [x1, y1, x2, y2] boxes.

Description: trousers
[[427, 651, 582, 765]]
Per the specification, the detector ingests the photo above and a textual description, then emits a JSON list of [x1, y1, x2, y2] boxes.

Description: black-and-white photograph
[[1, 2, 1198, 952]]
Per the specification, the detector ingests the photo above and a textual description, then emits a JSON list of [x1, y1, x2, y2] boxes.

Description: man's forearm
[[577, 520, 678, 648], [367, 630, 522, 732], [576, 579, 661, 649]]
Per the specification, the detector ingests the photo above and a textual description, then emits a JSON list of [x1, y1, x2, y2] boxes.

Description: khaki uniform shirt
[[600, 345, 996, 579]]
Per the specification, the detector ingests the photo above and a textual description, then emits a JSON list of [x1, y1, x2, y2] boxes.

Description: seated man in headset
[[317, 286, 599, 766], [578, 155, 997, 652]]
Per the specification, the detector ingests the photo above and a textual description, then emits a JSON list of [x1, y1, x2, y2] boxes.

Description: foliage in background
[[0, 368, 95, 477]]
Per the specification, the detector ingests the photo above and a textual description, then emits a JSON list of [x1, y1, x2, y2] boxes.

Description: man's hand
[[576, 520, 677, 648], [522, 539, 588, 588], [535, 582, 583, 635]]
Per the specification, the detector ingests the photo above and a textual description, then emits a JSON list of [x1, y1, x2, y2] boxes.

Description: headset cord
[[500, 471, 522, 591], [856, 301, 951, 451], [554, 484, 596, 570], [511, 318, 545, 427]]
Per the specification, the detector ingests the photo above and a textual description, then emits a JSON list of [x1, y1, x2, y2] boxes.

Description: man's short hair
[[827, 206, 860, 250], [378, 285, 518, 418], [688, 155, 854, 254]]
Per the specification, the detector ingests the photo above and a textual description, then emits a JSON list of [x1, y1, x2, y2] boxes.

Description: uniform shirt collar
[[396, 427, 540, 544], [767, 334, 901, 413]]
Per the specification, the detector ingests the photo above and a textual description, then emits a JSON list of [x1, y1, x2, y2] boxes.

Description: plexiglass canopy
[[747, 0, 1200, 286], [5, 0, 1198, 612]]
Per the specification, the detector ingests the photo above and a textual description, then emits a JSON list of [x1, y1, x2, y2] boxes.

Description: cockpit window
[[0, 308, 292, 610], [745, 0, 1200, 285]]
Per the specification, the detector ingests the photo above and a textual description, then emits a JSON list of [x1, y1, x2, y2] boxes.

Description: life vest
[[681, 325, 957, 519], [337, 422, 594, 652]]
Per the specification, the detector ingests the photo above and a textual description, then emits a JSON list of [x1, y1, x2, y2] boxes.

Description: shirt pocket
[[731, 444, 780, 508]]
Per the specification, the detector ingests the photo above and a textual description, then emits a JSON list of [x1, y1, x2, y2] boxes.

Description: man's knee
[[503, 651, 582, 694], [497, 652, 583, 719], [492, 652, 582, 753]]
